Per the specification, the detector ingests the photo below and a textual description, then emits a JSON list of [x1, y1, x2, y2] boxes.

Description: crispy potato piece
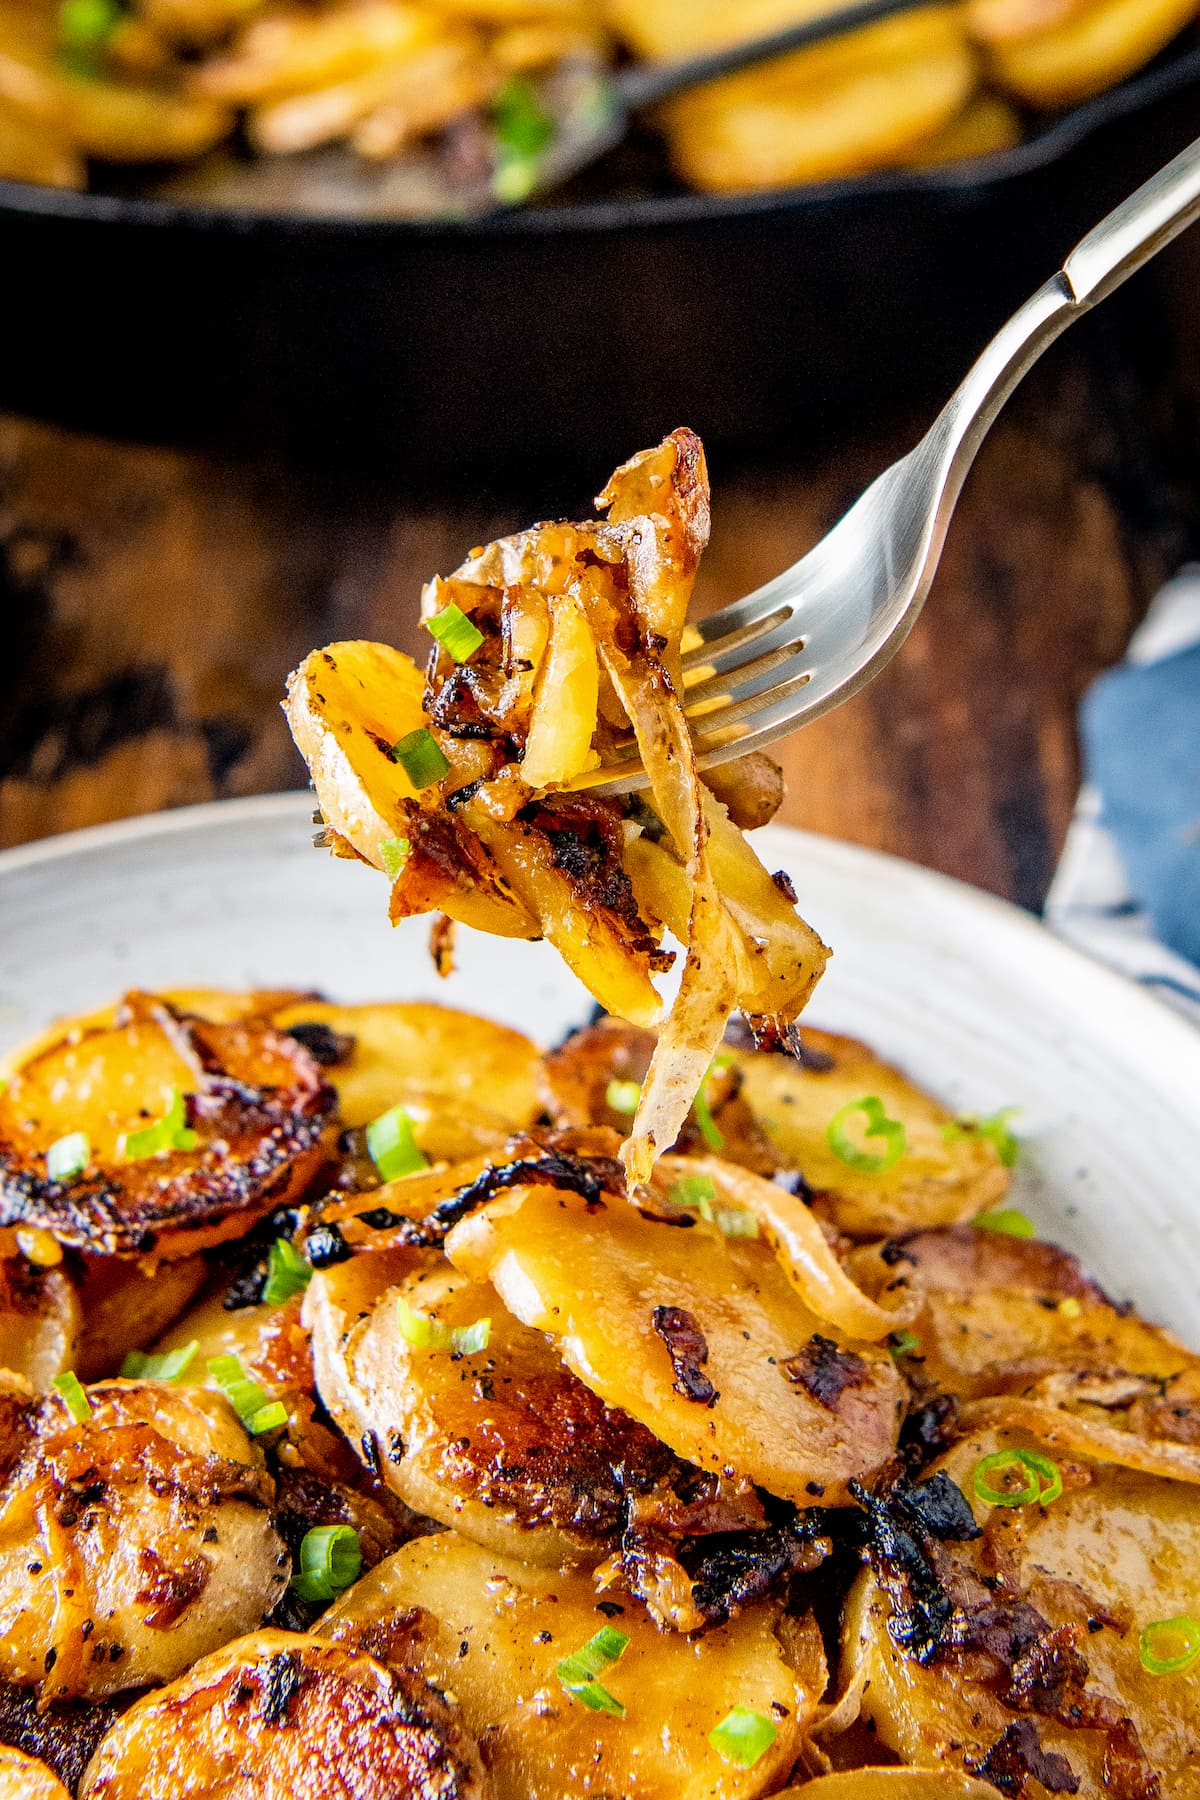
[[250, 33, 488, 155], [777, 1777, 1004, 1799], [322, 1531, 814, 1799], [195, 0, 443, 102], [979, 0, 1200, 104], [732, 1029, 1009, 1237], [847, 1422, 1200, 1795], [0, 992, 333, 1260], [267, 998, 542, 1139], [0, 1746, 70, 1798], [907, 91, 1020, 165], [701, 753, 785, 832], [308, 1251, 699, 1565], [0, 1379, 287, 1702], [55, 75, 231, 161], [0, 100, 81, 186], [445, 1180, 903, 1503], [78, 1628, 490, 1798], [0, 1256, 79, 1390], [73, 1254, 208, 1381]]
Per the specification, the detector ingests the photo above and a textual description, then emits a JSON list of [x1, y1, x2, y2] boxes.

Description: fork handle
[[1064, 134, 1200, 307]]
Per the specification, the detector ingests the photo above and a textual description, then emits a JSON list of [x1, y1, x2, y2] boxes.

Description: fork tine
[[681, 635, 807, 704], [680, 601, 793, 673]]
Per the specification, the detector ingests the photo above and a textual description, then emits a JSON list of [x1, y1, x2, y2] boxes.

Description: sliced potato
[[77, 1628, 489, 1798], [322, 1531, 814, 1799], [0, 1746, 71, 1799], [732, 1029, 1009, 1238], [74, 1253, 208, 1381], [445, 1181, 903, 1503], [980, 0, 1200, 104], [847, 1422, 1200, 1796], [308, 1252, 689, 1564], [0, 100, 82, 186], [267, 998, 542, 1139], [0, 1255, 79, 1390], [907, 90, 1020, 165], [777, 1776, 1004, 1799], [0, 1379, 287, 1701]]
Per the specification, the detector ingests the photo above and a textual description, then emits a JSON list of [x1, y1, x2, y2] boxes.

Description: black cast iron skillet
[[3, 37, 1200, 478]]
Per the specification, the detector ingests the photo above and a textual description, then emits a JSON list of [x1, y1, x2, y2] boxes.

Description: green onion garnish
[[380, 836, 410, 882], [557, 1626, 629, 1714], [975, 1209, 1035, 1239], [57, 0, 121, 74], [888, 1330, 921, 1358], [490, 74, 554, 203], [1140, 1617, 1200, 1676], [261, 1238, 313, 1306], [365, 1104, 429, 1182], [826, 1095, 906, 1173], [120, 1340, 198, 1382], [124, 1088, 197, 1160], [693, 1052, 733, 1152], [698, 1194, 759, 1238], [605, 1078, 641, 1116], [943, 1106, 1020, 1167], [396, 1295, 490, 1357], [46, 1131, 89, 1182], [390, 728, 449, 791], [52, 1371, 92, 1423], [208, 1354, 286, 1435], [973, 1447, 1062, 1508], [668, 1175, 716, 1209], [423, 603, 484, 665], [708, 1707, 777, 1768], [291, 1524, 363, 1604]]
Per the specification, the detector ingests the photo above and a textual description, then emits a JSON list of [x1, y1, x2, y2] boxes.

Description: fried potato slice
[[78, 1628, 490, 1798], [0, 100, 82, 186], [731, 1028, 1009, 1238], [267, 997, 542, 1140], [978, 0, 1200, 104], [907, 91, 1020, 165], [0, 1746, 71, 1799], [445, 1180, 903, 1503], [847, 1422, 1200, 1796], [0, 1378, 287, 1702], [777, 1776, 1004, 1799], [0, 992, 333, 1260], [0, 1255, 79, 1391], [73, 1253, 208, 1381], [322, 1531, 814, 1799], [308, 1251, 697, 1565]]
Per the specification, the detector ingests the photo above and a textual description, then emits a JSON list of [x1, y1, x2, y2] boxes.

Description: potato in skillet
[[0, 1746, 71, 1798]]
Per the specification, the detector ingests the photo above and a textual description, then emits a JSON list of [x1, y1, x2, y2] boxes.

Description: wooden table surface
[[2, 242, 1197, 913]]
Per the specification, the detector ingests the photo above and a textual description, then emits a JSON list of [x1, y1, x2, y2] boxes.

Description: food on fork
[[286, 429, 830, 1183]]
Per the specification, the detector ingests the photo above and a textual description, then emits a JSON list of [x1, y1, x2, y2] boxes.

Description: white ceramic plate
[[0, 793, 1196, 1338]]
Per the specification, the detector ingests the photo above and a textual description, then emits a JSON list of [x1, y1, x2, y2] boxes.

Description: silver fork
[[593, 135, 1200, 793]]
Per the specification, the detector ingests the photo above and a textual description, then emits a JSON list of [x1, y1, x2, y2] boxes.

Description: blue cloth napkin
[[1045, 571, 1200, 1026]]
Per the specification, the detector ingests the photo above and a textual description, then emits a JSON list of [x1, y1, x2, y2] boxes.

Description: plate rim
[[3, 789, 1196, 1068]]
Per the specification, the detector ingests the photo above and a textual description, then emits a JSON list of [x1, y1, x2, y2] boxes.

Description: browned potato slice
[[0, 1746, 71, 1798], [0, 1255, 79, 1390], [907, 91, 1020, 165], [308, 1253, 690, 1565], [777, 1777, 1004, 1798], [0, 1379, 287, 1701], [73, 1254, 207, 1381], [445, 1182, 903, 1503], [979, 0, 1200, 104], [322, 1531, 814, 1799], [56, 76, 230, 161], [732, 1029, 1009, 1237], [0, 993, 333, 1259], [0, 101, 82, 187], [846, 1422, 1200, 1796], [78, 1628, 489, 1798], [267, 998, 542, 1143]]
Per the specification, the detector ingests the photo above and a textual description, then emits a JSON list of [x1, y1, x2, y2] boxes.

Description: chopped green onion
[[396, 1296, 491, 1357], [391, 728, 449, 791], [973, 1447, 1062, 1509], [708, 1707, 777, 1768], [291, 1524, 363, 1603], [379, 836, 410, 882], [698, 1194, 759, 1238], [120, 1340, 198, 1382], [693, 1052, 733, 1152], [826, 1096, 906, 1173], [944, 1106, 1020, 1167], [490, 74, 554, 202], [667, 1174, 716, 1210], [888, 1330, 921, 1358], [46, 1131, 89, 1182], [605, 1078, 641, 1116], [975, 1209, 1036, 1239], [57, 0, 120, 73], [423, 604, 484, 665], [262, 1238, 313, 1306], [1140, 1617, 1200, 1676], [52, 1371, 92, 1423], [365, 1104, 429, 1182], [208, 1354, 285, 1435], [124, 1088, 197, 1160], [557, 1626, 629, 1713]]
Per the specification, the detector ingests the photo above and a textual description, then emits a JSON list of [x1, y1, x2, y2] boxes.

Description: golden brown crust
[[0, 994, 334, 1259], [78, 1630, 491, 1799]]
